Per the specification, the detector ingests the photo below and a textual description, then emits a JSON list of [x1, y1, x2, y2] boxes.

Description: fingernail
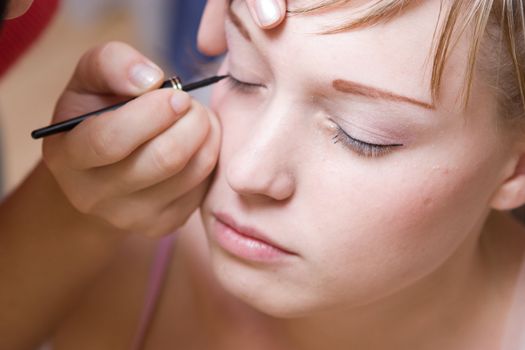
[[130, 63, 163, 90], [255, 0, 281, 27], [170, 92, 191, 114]]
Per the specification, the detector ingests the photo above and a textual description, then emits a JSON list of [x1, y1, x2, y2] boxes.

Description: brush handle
[[31, 75, 227, 139], [31, 100, 129, 139]]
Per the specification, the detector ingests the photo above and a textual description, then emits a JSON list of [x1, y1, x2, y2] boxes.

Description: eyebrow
[[333, 79, 435, 110], [227, 3, 434, 111]]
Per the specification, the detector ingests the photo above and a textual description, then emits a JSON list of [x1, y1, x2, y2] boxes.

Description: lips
[[211, 212, 297, 262]]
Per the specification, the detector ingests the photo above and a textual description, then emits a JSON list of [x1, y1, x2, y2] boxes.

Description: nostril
[[225, 160, 255, 195], [226, 157, 295, 201], [268, 173, 296, 200]]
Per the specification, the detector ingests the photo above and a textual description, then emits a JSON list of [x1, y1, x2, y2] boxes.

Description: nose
[[226, 104, 297, 201]]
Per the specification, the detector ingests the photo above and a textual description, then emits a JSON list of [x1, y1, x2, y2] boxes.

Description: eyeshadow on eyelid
[[331, 113, 418, 142]]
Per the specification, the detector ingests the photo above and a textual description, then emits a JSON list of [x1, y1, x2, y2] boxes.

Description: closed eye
[[227, 75, 265, 93], [333, 126, 403, 158], [226, 73, 403, 158]]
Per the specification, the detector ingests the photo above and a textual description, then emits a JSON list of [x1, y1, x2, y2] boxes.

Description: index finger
[[61, 90, 191, 170], [198, 0, 228, 56], [198, 0, 287, 56], [245, 0, 287, 29]]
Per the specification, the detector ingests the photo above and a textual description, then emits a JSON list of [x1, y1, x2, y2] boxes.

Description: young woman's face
[[200, 0, 513, 317]]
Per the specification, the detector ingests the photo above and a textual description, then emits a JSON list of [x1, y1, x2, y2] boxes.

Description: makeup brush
[[31, 75, 229, 139]]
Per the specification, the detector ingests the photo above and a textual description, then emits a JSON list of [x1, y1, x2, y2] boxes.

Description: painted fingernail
[[130, 63, 163, 90], [254, 0, 281, 27], [170, 91, 191, 114]]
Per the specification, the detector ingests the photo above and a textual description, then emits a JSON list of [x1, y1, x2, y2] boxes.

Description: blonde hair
[[290, 0, 525, 120]]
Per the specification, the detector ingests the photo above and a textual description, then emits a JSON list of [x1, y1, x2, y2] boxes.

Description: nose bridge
[[226, 97, 298, 200], [252, 101, 295, 155]]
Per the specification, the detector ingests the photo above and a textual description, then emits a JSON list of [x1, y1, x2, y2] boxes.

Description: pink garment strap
[[502, 254, 525, 350], [130, 233, 177, 350]]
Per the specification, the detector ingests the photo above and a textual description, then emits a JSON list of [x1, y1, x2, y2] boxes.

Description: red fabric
[[0, 0, 60, 78]]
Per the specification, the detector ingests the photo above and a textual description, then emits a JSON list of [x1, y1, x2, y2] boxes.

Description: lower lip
[[211, 219, 294, 263]]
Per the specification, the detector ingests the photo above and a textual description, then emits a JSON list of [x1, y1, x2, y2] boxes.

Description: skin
[[0, 1, 287, 349], [204, 0, 498, 313], [47, 0, 525, 349], [198, 0, 288, 55], [5, 0, 32, 18], [199, 0, 525, 348]]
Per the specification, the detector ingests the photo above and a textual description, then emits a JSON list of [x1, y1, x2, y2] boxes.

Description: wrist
[[2, 161, 126, 242]]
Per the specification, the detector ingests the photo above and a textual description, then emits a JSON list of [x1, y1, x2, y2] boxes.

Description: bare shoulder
[[48, 211, 237, 349], [49, 226, 172, 348]]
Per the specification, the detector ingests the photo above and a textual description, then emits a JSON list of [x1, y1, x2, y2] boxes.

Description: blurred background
[[0, 0, 220, 194]]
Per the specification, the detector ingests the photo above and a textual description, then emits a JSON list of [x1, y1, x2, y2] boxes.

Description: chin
[[208, 247, 332, 319]]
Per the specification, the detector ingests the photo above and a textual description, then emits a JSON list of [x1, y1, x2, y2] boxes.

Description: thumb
[[67, 41, 165, 97]]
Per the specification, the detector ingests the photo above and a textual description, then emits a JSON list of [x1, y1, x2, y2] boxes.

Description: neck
[[277, 213, 516, 350]]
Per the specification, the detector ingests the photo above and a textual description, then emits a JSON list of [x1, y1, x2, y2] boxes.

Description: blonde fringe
[[432, 0, 495, 106], [503, 0, 525, 115], [289, 0, 525, 118], [289, 0, 409, 32]]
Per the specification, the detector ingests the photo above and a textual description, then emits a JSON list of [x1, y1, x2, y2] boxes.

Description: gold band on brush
[[169, 76, 183, 90]]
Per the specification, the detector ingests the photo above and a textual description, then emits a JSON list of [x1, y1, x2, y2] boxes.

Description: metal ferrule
[[169, 76, 183, 90]]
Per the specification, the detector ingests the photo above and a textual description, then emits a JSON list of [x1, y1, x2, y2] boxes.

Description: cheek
[[209, 78, 261, 163], [207, 76, 253, 204], [295, 139, 503, 305]]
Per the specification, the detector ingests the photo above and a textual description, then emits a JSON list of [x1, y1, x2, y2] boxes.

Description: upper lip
[[213, 212, 297, 255]]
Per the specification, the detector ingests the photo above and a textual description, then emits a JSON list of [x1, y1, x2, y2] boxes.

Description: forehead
[[228, 0, 458, 107]]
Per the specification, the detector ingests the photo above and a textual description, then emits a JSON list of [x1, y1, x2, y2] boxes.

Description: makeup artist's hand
[[198, 0, 287, 55], [42, 42, 221, 237]]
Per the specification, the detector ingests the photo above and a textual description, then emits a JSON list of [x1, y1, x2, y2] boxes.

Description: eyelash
[[333, 127, 403, 158], [227, 75, 265, 93], [226, 74, 403, 158]]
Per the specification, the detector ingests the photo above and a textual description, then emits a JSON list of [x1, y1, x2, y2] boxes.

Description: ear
[[491, 153, 525, 210]]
